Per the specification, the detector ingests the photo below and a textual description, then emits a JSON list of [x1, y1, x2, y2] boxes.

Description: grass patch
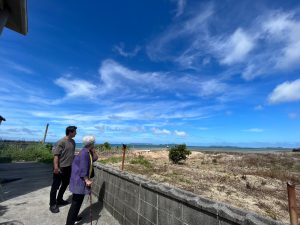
[[99, 156, 123, 164], [0, 142, 53, 163], [293, 163, 300, 172], [130, 155, 152, 168]]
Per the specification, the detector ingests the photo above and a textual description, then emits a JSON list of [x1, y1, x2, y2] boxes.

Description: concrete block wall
[[92, 163, 287, 225]]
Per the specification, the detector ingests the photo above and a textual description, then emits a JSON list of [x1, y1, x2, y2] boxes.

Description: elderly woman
[[66, 135, 98, 225]]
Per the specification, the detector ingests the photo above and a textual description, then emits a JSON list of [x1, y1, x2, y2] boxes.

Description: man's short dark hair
[[66, 126, 77, 135]]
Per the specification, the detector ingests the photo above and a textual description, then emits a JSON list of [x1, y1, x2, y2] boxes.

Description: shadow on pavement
[[0, 163, 52, 202], [0, 205, 8, 217], [77, 201, 104, 225], [75, 183, 106, 224]]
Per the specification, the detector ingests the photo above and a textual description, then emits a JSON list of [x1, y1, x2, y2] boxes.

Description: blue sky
[[1, 0, 300, 147]]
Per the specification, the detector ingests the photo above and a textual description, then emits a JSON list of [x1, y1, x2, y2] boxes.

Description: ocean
[[71, 143, 291, 153]]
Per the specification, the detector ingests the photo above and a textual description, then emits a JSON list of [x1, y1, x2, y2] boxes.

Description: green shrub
[[130, 155, 152, 168], [168, 144, 191, 164], [0, 142, 53, 163]]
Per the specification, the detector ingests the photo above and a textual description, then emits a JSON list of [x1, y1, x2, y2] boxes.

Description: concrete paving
[[0, 163, 120, 225]]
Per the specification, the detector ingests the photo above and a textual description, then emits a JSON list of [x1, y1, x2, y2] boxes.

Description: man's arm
[[53, 155, 60, 174]]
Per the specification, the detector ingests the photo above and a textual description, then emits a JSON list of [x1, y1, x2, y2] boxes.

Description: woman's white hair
[[82, 135, 95, 147]]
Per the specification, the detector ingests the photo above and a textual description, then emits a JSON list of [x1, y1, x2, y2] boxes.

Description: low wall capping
[[93, 162, 287, 225]]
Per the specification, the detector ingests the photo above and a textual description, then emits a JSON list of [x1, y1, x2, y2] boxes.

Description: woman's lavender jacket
[[69, 148, 98, 195]]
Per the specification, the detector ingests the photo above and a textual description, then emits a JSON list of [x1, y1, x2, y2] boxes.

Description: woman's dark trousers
[[49, 166, 72, 206], [66, 194, 85, 225]]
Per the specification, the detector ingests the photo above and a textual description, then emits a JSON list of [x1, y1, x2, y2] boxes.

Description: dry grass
[[99, 150, 300, 224]]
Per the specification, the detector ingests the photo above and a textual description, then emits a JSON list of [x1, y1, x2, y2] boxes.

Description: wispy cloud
[[152, 128, 171, 135], [55, 75, 98, 98], [98, 59, 228, 99], [288, 113, 298, 120], [218, 28, 255, 65], [243, 128, 264, 132], [0, 59, 34, 74], [170, 0, 186, 17], [174, 130, 187, 137], [268, 79, 300, 104], [254, 105, 263, 111], [113, 43, 141, 57], [147, 4, 300, 80]]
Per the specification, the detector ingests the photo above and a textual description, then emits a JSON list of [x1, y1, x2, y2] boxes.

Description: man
[[49, 126, 77, 213]]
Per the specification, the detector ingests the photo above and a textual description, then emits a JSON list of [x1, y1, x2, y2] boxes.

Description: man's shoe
[[56, 199, 69, 206], [49, 205, 59, 213]]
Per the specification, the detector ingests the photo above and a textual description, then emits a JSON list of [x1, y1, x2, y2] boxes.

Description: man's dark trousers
[[49, 166, 72, 206]]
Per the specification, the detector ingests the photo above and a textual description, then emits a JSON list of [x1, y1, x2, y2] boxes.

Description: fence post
[[121, 144, 127, 171], [287, 182, 298, 225], [42, 123, 49, 144]]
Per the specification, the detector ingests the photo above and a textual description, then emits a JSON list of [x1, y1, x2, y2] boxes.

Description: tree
[[103, 142, 111, 150], [168, 144, 191, 164]]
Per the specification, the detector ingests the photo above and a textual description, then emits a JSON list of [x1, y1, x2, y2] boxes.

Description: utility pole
[[42, 123, 49, 144], [121, 144, 127, 171], [287, 182, 298, 225]]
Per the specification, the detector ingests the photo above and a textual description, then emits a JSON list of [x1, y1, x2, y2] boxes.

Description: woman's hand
[[85, 179, 93, 187]]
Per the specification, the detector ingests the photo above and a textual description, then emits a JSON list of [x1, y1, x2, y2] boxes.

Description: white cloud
[[98, 59, 228, 98], [262, 12, 300, 70], [243, 128, 264, 132], [152, 128, 171, 135], [146, 5, 300, 81], [171, 0, 186, 17], [113, 43, 141, 57], [288, 113, 298, 120], [146, 3, 214, 62], [254, 105, 263, 110], [268, 79, 300, 104], [174, 130, 187, 137], [219, 28, 255, 65], [198, 127, 208, 130], [55, 76, 98, 98], [0, 59, 34, 74]]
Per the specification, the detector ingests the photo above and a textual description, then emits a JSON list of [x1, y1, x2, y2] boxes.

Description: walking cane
[[89, 188, 92, 225]]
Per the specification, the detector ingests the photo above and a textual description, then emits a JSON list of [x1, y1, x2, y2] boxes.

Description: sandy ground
[[100, 149, 300, 224]]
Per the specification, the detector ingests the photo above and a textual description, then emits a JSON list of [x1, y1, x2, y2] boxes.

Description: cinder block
[[125, 180, 139, 195], [114, 183, 126, 201], [104, 192, 114, 207], [110, 174, 118, 185], [114, 197, 125, 215], [104, 202, 114, 215], [182, 204, 219, 225], [114, 209, 124, 225], [124, 191, 139, 210], [124, 219, 134, 225], [139, 200, 157, 224], [102, 171, 109, 182], [140, 187, 157, 207], [106, 180, 114, 193], [158, 195, 182, 219], [219, 219, 238, 225], [139, 215, 155, 225], [158, 210, 183, 225], [124, 205, 138, 225]]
